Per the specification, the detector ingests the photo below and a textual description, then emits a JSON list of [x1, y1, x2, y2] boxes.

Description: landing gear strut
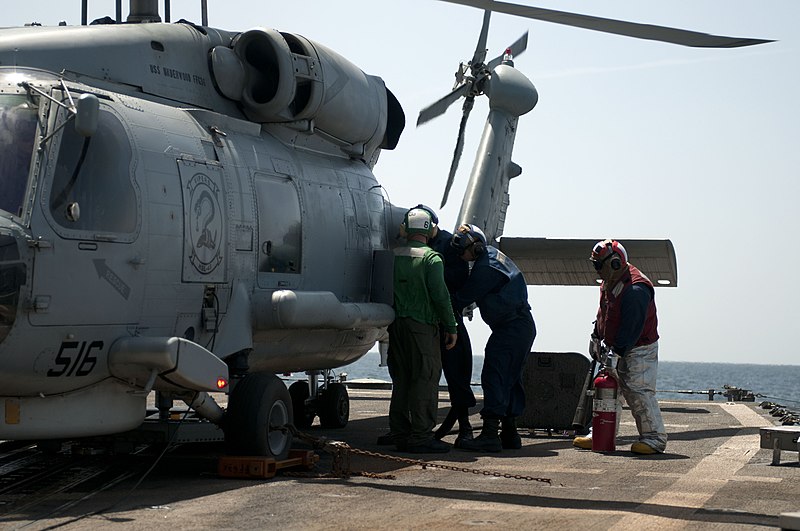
[[288, 370, 350, 429]]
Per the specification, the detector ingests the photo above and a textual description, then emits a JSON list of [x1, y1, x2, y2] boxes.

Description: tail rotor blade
[[441, 96, 475, 208], [487, 31, 528, 70], [417, 83, 470, 127]]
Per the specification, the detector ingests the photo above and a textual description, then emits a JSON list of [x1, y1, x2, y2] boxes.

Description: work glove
[[603, 350, 619, 371], [602, 347, 620, 382], [589, 336, 602, 362], [462, 302, 477, 321]]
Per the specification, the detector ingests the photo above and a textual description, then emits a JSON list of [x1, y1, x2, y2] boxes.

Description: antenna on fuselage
[[80, 0, 208, 26], [81, 1, 123, 24], [165, 0, 210, 25]]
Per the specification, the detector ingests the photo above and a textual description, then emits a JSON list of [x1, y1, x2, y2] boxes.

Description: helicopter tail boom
[[456, 64, 538, 241]]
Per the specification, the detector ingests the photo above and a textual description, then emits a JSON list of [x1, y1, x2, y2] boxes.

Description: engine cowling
[[211, 28, 403, 156]]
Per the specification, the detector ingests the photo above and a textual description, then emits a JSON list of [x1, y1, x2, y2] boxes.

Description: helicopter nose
[[0, 231, 25, 343]]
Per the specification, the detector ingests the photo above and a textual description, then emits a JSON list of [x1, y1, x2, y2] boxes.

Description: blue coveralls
[[452, 246, 536, 419], [429, 229, 475, 410]]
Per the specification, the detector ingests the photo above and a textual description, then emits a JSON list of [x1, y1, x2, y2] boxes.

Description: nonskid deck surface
[[2, 390, 798, 530]]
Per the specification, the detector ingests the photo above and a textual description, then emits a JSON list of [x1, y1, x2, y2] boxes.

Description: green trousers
[[387, 317, 442, 446]]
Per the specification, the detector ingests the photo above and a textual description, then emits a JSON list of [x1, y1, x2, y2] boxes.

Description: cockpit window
[[0, 95, 38, 217], [49, 106, 137, 234]]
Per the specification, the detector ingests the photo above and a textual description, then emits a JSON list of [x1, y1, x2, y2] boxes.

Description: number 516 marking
[[47, 340, 103, 377]]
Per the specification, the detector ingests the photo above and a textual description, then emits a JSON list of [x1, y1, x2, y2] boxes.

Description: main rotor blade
[[439, 0, 774, 48], [417, 82, 470, 127], [487, 30, 528, 70], [471, 10, 492, 66], [441, 96, 475, 208]]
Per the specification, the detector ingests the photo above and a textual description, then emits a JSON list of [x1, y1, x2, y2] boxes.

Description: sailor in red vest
[[573, 240, 667, 454]]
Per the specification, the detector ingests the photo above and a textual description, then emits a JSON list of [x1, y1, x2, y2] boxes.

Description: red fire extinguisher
[[592, 369, 618, 452]]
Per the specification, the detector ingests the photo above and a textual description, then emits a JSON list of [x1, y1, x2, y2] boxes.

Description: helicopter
[[0, 0, 770, 459]]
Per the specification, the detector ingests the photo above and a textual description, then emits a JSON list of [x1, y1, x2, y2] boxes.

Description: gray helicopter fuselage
[[0, 0, 698, 445], [0, 21, 403, 438]]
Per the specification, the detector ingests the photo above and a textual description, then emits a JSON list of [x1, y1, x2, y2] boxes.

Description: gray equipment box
[[760, 425, 800, 465], [518, 351, 591, 431]]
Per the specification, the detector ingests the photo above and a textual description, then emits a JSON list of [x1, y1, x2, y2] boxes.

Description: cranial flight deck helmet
[[451, 224, 487, 257], [591, 239, 628, 272], [402, 207, 435, 237], [412, 204, 439, 226]]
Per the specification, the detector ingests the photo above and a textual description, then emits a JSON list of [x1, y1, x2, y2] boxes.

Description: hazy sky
[[6, 1, 799, 365]]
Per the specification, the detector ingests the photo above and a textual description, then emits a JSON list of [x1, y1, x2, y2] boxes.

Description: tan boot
[[631, 442, 658, 455], [573, 435, 592, 450]]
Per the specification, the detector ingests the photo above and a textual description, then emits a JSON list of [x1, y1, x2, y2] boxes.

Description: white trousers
[[617, 341, 667, 452]]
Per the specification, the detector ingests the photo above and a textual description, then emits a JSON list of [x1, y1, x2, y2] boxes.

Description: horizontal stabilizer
[[498, 237, 677, 287]]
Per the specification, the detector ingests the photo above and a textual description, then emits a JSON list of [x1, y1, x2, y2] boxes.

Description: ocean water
[[338, 351, 800, 409]]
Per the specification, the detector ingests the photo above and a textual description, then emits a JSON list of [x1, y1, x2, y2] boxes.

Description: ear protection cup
[[607, 242, 621, 271], [453, 224, 486, 257], [472, 239, 485, 258]]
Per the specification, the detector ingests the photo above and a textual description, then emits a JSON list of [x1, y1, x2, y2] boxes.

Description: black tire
[[288, 381, 315, 429], [318, 382, 349, 429], [224, 373, 293, 459], [36, 440, 64, 454]]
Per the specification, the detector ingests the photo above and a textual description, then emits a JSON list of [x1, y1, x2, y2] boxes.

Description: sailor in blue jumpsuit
[[449, 224, 536, 452], [428, 224, 476, 445]]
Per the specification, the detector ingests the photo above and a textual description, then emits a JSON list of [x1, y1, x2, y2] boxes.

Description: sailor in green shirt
[[386, 207, 457, 454]]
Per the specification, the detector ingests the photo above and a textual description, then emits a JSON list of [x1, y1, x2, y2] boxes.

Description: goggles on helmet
[[591, 254, 613, 272]]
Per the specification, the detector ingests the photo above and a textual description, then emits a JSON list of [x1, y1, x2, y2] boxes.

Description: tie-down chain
[[287, 425, 552, 484]]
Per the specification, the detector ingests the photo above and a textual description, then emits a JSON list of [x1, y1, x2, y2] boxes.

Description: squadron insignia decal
[[187, 172, 223, 275]]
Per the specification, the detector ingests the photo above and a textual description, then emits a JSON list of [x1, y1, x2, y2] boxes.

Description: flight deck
[[1, 387, 798, 530]]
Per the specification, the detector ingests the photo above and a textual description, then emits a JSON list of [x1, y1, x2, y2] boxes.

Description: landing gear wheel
[[224, 373, 293, 459], [318, 382, 349, 428], [288, 381, 316, 429], [36, 440, 64, 454]]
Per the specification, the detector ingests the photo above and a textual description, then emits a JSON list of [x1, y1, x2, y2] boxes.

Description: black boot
[[454, 413, 473, 448], [435, 408, 458, 440], [457, 417, 501, 453], [501, 416, 522, 450]]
